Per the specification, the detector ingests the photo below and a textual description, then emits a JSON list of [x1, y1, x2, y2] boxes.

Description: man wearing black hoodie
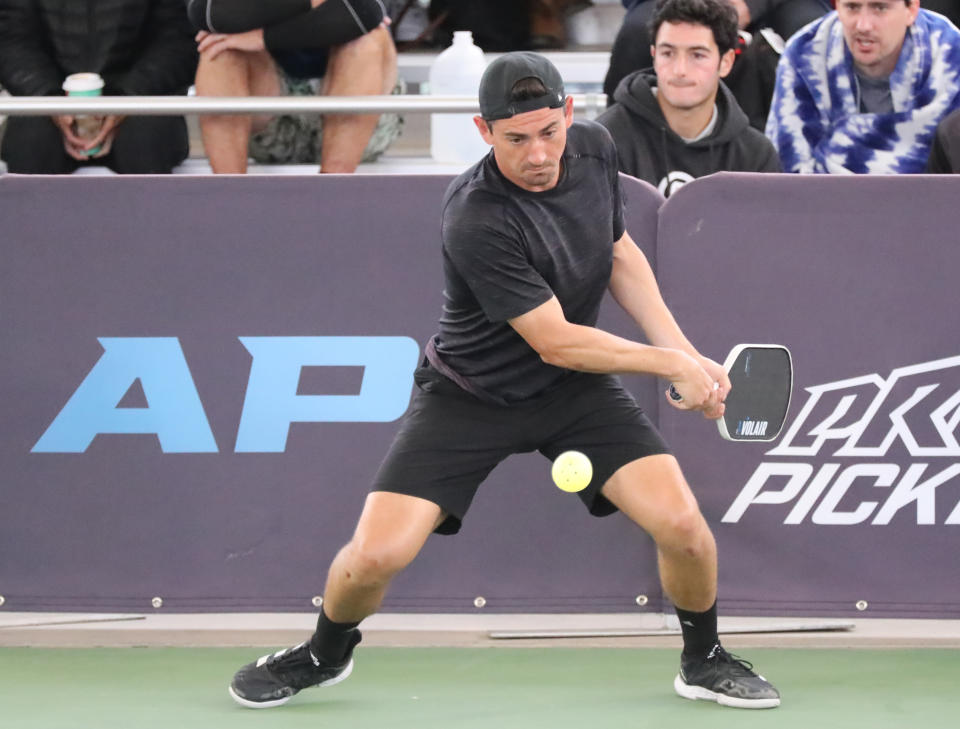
[[598, 0, 780, 197]]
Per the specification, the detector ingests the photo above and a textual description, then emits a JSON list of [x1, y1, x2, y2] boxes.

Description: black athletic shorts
[[371, 364, 671, 534]]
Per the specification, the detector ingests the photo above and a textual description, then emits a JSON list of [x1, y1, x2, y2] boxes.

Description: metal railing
[[0, 93, 608, 118]]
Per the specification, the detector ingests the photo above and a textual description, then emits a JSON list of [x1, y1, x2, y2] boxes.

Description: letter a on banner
[[32, 337, 218, 453]]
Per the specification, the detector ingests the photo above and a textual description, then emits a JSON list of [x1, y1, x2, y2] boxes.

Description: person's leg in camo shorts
[[197, 25, 401, 173], [195, 42, 285, 173], [249, 26, 402, 172], [320, 24, 400, 172]]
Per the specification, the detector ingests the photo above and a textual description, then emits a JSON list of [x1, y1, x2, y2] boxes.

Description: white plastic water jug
[[429, 31, 489, 164]]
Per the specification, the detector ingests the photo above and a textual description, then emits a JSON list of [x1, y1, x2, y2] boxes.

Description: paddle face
[[718, 344, 793, 442]]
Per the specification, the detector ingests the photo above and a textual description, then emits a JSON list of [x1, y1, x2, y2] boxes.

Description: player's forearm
[[608, 233, 700, 358], [618, 285, 697, 355], [539, 322, 692, 379]]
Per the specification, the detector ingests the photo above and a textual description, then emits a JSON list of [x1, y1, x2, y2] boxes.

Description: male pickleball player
[[228, 51, 781, 710]]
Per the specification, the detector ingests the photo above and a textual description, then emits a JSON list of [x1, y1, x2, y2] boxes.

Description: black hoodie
[[597, 69, 781, 197]]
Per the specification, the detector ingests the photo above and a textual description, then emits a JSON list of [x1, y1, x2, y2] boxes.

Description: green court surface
[[3, 646, 957, 729]]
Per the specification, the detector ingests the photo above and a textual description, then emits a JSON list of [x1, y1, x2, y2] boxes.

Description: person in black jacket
[[923, 0, 960, 27], [597, 0, 780, 197], [0, 0, 198, 174], [927, 108, 960, 174], [921, 3, 960, 174]]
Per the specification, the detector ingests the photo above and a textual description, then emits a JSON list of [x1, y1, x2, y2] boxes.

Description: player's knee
[[657, 507, 710, 557], [342, 538, 414, 585]]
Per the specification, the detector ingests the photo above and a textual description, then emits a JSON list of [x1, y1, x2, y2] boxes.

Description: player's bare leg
[[196, 48, 281, 173], [318, 26, 397, 173], [229, 491, 442, 708], [603, 454, 780, 709], [322, 491, 445, 621], [603, 453, 717, 610]]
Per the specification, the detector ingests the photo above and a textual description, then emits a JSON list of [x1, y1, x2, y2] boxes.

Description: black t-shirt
[[429, 121, 626, 404]]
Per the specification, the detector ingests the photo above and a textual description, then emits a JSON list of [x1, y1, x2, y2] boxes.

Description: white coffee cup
[[62, 73, 105, 155]]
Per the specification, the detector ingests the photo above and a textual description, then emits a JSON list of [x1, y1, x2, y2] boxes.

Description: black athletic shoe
[[674, 643, 780, 709], [228, 630, 361, 709]]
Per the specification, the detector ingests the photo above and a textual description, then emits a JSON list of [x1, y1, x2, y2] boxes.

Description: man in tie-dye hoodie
[[766, 1, 960, 174]]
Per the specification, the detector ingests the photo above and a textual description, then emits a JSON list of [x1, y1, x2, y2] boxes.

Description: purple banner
[[6, 171, 956, 618], [657, 172, 960, 618], [1, 174, 663, 613]]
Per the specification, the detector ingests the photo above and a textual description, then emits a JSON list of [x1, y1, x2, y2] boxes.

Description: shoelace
[[707, 644, 757, 676], [265, 642, 315, 670]]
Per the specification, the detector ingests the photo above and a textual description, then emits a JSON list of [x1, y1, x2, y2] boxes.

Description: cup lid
[[62, 73, 105, 93]]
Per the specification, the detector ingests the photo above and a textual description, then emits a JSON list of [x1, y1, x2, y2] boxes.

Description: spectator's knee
[[329, 26, 396, 93], [195, 47, 270, 89], [332, 25, 393, 64], [0, 117, 76, 174], [2, 115, 62, 148], [109, 117, 189, 173]]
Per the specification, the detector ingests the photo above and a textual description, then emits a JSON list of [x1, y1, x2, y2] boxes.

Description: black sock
[[309, 608, 360, 664], [676, 601, 718, 660]]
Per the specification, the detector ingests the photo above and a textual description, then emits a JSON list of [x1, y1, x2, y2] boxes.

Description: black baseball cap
[[479, 51, 566, 121]]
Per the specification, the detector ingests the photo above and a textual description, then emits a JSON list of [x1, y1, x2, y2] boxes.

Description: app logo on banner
[[723, 355, 960, 526], [31, 336, 420, 454]]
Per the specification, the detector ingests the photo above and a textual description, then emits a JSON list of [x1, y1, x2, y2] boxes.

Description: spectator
[[0, 0, 197, 174], [188, 0, 401, 173], [604, 0, 831, 105], [923, 0, 960, 27], [598, 0, 780, 197], [927, 108, 960, 173], [766, 1, 960, 174]]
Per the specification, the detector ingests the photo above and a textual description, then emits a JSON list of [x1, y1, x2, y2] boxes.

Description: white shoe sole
[[673, 673, 780, 709], [228, 658, 355, 709]]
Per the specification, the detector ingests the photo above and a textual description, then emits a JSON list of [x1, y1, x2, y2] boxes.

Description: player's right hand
[[665, 353, 722, 417]]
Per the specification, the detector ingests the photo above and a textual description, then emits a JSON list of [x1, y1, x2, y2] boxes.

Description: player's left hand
[[696, 356, 730, 421]]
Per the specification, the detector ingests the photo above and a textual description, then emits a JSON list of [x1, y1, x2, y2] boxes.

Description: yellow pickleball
[[551, 450, 593, 493]]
